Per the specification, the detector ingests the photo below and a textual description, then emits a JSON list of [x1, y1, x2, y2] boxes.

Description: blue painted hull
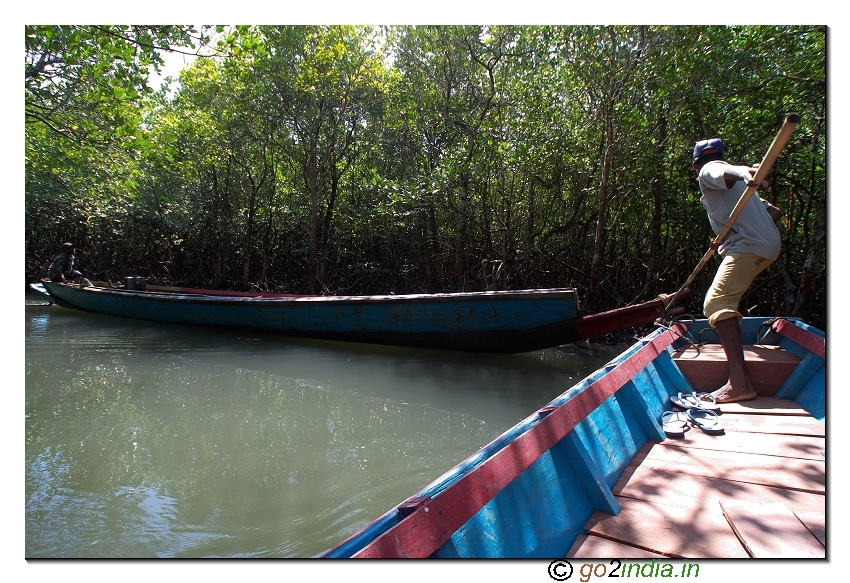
[[322, 317, 825, 558], [35, 281, 586, 353], [34, 280, 677, 353]]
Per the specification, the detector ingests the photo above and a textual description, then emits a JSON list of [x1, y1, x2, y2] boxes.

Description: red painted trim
[[772, 319, 825, 358], [352, 325, 686, 558], [573, 291, 690, 340], [574, 300, 664, 339]]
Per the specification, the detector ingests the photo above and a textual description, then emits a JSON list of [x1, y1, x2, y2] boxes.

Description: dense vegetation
[[25, 25, 826, 328]]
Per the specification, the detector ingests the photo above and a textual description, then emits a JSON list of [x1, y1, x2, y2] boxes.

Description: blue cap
[[693, 138, 723, 161]]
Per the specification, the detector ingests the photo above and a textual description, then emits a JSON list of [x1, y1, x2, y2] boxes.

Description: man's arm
[[762, 200, 783, 223], [722, 164, 782, 221], [723, 164, 769, 190]]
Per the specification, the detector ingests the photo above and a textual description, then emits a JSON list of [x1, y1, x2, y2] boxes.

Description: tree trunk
[[792, 189, 826, 321], [792, 114, 826, 326], [453, 172, 470, 290], [587, 115, 613, 313], [427, 204, 443, 292], [648, 116, 667, 296], [307, 151, 320, 294], [243, 175, 259, 291]]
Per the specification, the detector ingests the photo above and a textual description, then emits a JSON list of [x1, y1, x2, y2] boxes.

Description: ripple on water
[[25, 300, 623, 557]]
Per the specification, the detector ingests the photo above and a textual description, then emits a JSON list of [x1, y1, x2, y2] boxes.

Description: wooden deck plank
[[658, 429, 825, 460], [567, 534, 667, 559], [571, 361, 825, 560], [718, 413, 824, 437], [713, 397, 811, 416], [612, 464, 825, 516], [640, 443, 824, 493], [794, 511, 826, 546], [583, 497, 749, 558], [719, 500, 825, 558]]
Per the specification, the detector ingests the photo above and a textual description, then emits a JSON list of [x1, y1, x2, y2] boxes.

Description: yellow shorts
[[704, 252, 773, 326]]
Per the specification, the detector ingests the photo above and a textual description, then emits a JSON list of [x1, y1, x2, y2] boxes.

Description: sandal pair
[[670, 391, 720, 412], [660, 408, 725, 437]]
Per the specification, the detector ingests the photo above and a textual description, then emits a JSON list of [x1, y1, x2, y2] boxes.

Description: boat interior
[[568, 320, 825, 559]]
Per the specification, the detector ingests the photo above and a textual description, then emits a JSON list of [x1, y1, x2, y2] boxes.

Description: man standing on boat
[[48, 242, 93, 287], [692, 138, 783, 404]]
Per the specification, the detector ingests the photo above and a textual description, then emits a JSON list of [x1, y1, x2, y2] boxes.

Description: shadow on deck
[[568, 346, 826, 560]]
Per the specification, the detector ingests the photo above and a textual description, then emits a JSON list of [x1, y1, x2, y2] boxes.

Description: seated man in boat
[[48, 242, 93, 287], [692, 138, 783, 404]]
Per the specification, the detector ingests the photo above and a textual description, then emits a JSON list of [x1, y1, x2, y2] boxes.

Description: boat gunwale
[[323, 322, 689, 558], [40, 280, 580, 306], [771, 318, 826, 358], [324, 316, 826, 558]]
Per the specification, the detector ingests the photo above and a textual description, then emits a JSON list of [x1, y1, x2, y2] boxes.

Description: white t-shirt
[[698, 160, 781, 260]]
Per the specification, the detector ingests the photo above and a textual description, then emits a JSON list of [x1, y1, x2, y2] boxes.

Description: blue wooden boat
[[322, 316, 825, 558], [30, 280, 677, 353]]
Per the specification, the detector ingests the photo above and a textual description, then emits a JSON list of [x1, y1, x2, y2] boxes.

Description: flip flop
[[661, 411, 690, 438], [670, 392, 700, 410], [694, 392, 721, 412], [670, 391, 721, 412], [686, 408, 725, 435]]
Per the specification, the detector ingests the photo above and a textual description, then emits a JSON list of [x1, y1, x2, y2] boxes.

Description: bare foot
[[710, 382, 757, 404]]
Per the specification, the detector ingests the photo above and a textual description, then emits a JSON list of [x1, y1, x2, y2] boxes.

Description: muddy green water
[[24, 291, 628, 558]]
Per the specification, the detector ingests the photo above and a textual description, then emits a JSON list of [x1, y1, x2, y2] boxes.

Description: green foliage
[[25, 25, 826, 326], [25, 25, 209, 143]]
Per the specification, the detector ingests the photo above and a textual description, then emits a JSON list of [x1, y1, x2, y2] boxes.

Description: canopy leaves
[[25, 25, 827, 328]]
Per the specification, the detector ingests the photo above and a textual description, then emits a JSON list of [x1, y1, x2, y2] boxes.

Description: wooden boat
[[322, 316, 825, 558], [30, 280, 680, 353]]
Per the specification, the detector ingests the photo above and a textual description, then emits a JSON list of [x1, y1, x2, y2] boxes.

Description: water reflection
[[25, 296, 627, 557]]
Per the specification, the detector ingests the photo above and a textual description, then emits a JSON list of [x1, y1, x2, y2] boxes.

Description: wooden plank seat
[[673, 345, 801, 395]]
